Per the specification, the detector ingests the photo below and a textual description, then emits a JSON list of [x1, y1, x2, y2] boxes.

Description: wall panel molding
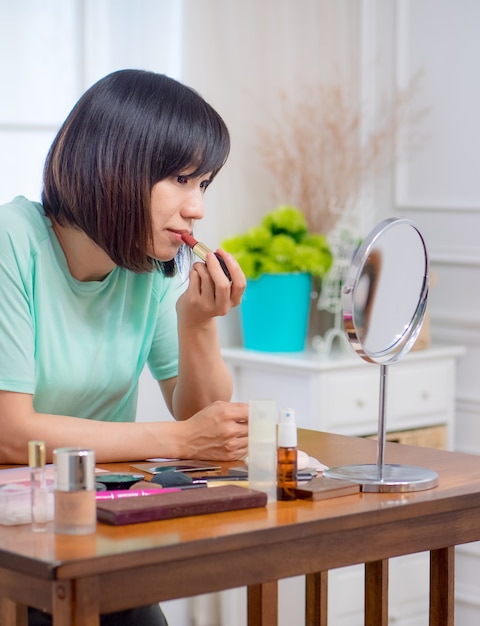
[[455, 591, 480, 611], [457, 398, 480, 414], [0, 123, 59, 133], [397, 204, 480, 214], [393, 0, 480, 210], [430, 253, 480, 267], [431, 317, 480, 336]]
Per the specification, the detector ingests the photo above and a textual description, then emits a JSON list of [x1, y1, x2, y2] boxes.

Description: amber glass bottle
[[277, 408, 298, 501]]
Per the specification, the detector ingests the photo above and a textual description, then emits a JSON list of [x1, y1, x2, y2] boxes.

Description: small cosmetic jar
[[53, 447, 96, 535]]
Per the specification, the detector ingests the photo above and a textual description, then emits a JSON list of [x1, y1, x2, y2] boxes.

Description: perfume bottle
[[277, 408, 298, 501], [28, 440, 48, 532]]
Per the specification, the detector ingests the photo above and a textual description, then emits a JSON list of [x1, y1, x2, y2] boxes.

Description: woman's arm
[[171, 250, 246, 420], [0, 390, 248, 464]]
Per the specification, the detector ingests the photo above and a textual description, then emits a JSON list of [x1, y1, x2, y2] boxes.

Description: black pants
[[28, 604, 168, 625]]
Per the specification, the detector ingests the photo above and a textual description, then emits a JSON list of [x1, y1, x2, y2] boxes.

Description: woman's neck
[[51, 221, 116, 282]]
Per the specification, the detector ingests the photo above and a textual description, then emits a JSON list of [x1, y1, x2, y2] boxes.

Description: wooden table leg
[[305, 571, 328, 626], [52, 577, 100, 626], [51, 581, 73, 626], [430, 547, 454, 626], [365, 559, 388, 626], [0, 598, 28, 626], [247, 581, 278, 626]]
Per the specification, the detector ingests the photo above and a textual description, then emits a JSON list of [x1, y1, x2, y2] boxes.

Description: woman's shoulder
[[0, 196, 48, 237], [0, 196, 50, 271]]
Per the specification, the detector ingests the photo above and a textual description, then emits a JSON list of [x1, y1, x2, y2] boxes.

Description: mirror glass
[[343, 218, 428, 364], [325, 217, 438, 492]]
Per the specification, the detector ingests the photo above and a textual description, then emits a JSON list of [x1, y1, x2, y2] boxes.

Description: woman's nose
[[182, 190, 205, 220]]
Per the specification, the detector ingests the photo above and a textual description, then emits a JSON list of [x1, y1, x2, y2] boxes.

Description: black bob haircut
[[42, 69, 230, 274]]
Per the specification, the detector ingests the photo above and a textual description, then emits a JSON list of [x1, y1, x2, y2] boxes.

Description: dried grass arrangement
[[257, 75, 425, 235]]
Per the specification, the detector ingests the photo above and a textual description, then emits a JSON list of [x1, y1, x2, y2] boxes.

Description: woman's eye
[[200, 179, 211, 192], [177, 175, 189, 184]]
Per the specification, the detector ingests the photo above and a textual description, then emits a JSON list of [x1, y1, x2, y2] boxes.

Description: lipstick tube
[[95, 488, 179, 500], [181, 233, 232, 281]]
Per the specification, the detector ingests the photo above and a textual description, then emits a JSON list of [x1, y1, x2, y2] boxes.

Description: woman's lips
[[169, 230, 189, 243]]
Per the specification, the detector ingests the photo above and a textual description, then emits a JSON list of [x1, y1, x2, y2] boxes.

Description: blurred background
[[1, 1, 479, 624]]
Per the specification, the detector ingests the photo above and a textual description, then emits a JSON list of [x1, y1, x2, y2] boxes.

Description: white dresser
[[220, 344, 464, 626], [222, 344, 464, 448]]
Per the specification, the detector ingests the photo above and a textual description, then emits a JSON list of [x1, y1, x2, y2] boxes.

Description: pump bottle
[[277, 408, 298, 501]]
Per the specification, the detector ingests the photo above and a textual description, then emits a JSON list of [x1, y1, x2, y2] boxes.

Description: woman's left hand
[[176, 250, 246, 324]]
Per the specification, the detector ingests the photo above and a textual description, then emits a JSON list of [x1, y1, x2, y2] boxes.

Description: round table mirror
[[324, 217, 438, 492]]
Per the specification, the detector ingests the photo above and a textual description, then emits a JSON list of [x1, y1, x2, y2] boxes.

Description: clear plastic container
[[0, 483, 54, 526]]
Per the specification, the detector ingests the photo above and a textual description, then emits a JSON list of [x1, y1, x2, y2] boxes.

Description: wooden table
[[1, 429, 480, 626]]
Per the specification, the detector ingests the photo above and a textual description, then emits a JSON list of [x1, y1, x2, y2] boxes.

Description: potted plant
[[222, 205, 332, 352]]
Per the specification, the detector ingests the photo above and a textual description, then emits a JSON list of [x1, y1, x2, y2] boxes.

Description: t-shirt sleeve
[[0, 223, 36, 393], [146, 273, 186, 381]]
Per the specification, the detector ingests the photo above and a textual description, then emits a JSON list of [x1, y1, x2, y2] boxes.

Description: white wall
[[2, 1, 480, 623], [374, 3, 480, 622], [0, 0, 183, 205]]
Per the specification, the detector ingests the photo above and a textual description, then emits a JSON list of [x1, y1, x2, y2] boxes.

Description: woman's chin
[[147, 246, 178, 263]]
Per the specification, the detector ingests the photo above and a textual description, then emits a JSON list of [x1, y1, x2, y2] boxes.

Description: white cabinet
[[221, 344, 464, 626], [222, 345, 464, 448]]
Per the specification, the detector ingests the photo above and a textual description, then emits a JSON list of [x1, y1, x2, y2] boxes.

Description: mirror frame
[[324, 217, 438, 492], [342, 217, 429, 365]]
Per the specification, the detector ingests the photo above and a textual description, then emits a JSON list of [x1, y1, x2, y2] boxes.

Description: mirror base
[[324, 463, 439, 493]]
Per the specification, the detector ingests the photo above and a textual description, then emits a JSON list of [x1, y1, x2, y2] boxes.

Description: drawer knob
[[355, 399, 366, 408]]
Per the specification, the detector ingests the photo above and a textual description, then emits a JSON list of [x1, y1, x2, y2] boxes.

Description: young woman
[[0, 69, 248, 624]]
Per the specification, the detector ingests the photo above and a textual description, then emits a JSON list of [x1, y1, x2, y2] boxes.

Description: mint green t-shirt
[[0, 196, 184, 422]]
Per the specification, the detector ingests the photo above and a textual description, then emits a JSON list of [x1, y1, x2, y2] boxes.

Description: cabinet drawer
[[320, 369, 380, 433], [389, 361, 452, 420], [321, 360, 453, 435]]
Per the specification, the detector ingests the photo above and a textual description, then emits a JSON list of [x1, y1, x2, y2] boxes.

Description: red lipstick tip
[[181, 233, 198, 248]]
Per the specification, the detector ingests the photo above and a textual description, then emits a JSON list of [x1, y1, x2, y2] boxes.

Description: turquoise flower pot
[[240, 273, 312, 352]]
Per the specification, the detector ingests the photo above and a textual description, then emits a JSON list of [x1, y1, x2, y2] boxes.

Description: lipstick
[[181, 233, 232, 281], [95, 488, 179, 501]]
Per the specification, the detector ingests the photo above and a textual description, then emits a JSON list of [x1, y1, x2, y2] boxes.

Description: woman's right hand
[[178, 400, 248, 461]]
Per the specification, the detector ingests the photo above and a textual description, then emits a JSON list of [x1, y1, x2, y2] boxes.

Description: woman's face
[[148, 171, 212, 261]]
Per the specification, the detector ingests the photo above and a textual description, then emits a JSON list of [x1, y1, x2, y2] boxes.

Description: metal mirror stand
[[324, 218, 439, 493]]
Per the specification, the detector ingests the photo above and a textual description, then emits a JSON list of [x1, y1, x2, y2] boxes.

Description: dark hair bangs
[[150, 91, 230, 183]]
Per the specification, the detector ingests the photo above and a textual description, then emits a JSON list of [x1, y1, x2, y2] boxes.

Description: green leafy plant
[[221, 205, 333, 280]]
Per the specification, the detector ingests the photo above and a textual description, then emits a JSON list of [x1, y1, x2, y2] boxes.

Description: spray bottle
[[277, 408, 298, 501]]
